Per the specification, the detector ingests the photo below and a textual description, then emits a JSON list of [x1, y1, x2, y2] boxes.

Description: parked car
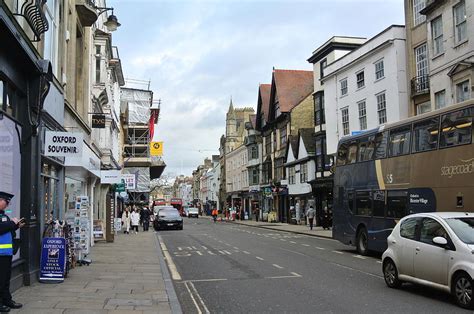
[[382, 212, 474, 309], [187, 207, 199, 218], [153, 208, 183, 231]]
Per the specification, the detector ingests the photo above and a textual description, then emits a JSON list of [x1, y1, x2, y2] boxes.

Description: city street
[[160, 217, 469, 314]]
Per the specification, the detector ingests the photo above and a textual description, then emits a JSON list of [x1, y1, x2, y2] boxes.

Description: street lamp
[[96, 7, 121, 32]]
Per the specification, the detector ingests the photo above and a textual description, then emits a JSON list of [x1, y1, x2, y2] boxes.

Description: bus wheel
[[383, 259, 401, 288], [356, 227, 369, 255]]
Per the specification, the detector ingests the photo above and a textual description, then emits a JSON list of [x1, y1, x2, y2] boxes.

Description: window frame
[[355, 190, 372, 217], [340, 78, 348, 97], [341, 107, 350, 136], [413, 0, 427, 27], [388, 124, 412, 157], [435, 90, 446, 109], [374, 59, 384, 80], [358, 100, 367, 130], [431, 16, 444, 56], [411, 117, 440, 153], [400, 217, 420, 240], [439, 107, 473, 149], [453, 0, 467, 44], [300, 163, 308, 183], [356, 70, 365, 89], [377, 92, 387, 125], [456, 80, 470, 103]]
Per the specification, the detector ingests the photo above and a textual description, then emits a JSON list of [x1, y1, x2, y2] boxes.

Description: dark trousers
[[143, 220, 150, 231], [0, 256, 13, 304], [131, 225, 139, 232], [308, 218, 314, 230]]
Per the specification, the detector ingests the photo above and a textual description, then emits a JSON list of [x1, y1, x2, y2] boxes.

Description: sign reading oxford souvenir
[[92, 114, 106, 128], [45, 131, 83, 157], [39, 237, 66, 283], [150, 141, 163, 156]]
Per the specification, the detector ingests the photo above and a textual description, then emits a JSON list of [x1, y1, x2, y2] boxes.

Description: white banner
[[100, 170, 122, 184], [122, 174, 136, 190], [45, 131, 83, 157]]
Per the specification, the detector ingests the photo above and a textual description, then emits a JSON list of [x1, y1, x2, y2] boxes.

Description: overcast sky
[[109, 0, 404, 177]]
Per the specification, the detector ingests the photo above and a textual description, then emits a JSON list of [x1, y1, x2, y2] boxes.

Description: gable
[[298, 135, 309, 160], [286, 140, 296, 164]]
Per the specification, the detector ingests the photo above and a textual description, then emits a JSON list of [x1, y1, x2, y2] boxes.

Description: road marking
[[184, 281, 210, 314], [178, 247, 183, 251], [159, 237, 182, 281], [218, 250, 225, 255], [192, 246, 197, 250], [272, 264, 284, 269], [331, 262, 383, 279], [291, 272, 302, 277], [315, 246, 326, 250], [196, 251, 203, 256], [225, 243, 232, 247], [266, 272, 302, 279], [223, 250, 232, 255], [242, 251, 250, 255], [289, 241, 297, 244], [280, 239, 287, 242], [202, 246, 208, 250], [352, 255, 367, 260], [332, 250, 344, 254], [376, 261, 382, 264], [278, 247, 308, 257], [301, 244, 310, 247], [207, 251, 215, 255], [233, 247, 239, 250], [186, 278, 228, 283], [256, 256, 264, 261]]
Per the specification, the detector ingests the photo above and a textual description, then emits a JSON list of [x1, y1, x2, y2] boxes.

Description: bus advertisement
[[333, 100, 473, 255]]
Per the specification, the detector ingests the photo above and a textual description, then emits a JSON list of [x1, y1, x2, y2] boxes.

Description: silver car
[[382, 212, 474, 309]]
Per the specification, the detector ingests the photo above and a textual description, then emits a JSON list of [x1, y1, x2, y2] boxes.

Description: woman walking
[[130, 209, 140, 234], [121, 207, 131, 234]]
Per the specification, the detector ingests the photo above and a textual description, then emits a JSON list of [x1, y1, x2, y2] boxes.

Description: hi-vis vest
[[0, 214, 13, 256]]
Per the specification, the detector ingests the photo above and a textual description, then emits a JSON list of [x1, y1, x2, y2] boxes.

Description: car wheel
[[453, 273, 474, 309], [356, 227, 369, 255], [383, 259, 401, 288]]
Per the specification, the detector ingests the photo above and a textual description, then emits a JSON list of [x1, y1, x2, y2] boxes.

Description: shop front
[[310, 178, 333, 226], [260, 186, 273, 222]]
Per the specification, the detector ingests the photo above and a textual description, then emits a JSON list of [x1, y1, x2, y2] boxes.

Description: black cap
[[0, 192, 14, 203]]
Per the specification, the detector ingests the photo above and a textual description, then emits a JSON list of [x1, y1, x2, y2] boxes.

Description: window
[[372, 190, 385, 217], [265, 134, 271, 155], [389, 125, 412, 157], [340, 78, 348, 96], [316, 137, 327, 171], [314, 91, 325, 125], [432, 16, 444, 56], [275, 158, 284, 181], [320, 59, 327, 81], [43, 0, 60, 75], [341, 107, 350, 135], [456, 80, 470, 103], [280, 126, 287, 147], [415, 44, 429, 89], [413, 0, 426, 26], [347, 190, 354, 213], [249, 167, 259, 186], [454, 1, 467, 44], [356, 191, 371, 216], [374, 132, 388, 159], [249, 145, 258, 160], [336, 142, 348, 166], [347, 142, 358, 164], [435, 90, 446, 109], [416, 101, 431, 114], [356, 71, 365, 89], [289, 167, 295, 184], [375, 60, 384, 80], [420, 218, 448, 245], [400, 218, 419, 240], [300, 163, 308, 183], [377, 93, 387, 124], [439, 107, 473, 148], [412, 117, 439, 152], [358, 101, 367, 130], [357, 136, 375, 162], [275, 100, 281, 117], [386, 190, 408, 218]]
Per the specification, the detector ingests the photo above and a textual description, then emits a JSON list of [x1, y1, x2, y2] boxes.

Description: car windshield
[[445, 217, 474, 244], [160, 210, 180, 218]]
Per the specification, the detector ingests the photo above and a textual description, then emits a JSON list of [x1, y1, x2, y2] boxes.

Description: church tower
[[225, 98, 237, 153]]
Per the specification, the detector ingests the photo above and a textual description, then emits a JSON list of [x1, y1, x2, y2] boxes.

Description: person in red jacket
[[0, 192, 25, 312], [211, 208, 218, 223]]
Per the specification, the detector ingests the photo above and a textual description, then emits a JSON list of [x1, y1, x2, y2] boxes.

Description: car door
[[413, 217, 451, 285], [397, 217, 420, 277]]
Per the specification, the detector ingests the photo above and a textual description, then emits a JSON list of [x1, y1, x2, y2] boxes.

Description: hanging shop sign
[[92, 114, 106, 128], [150, 141, 163, 156], [45, 131, 83, 157], [39, 237, 66, 283], [100, 170, 122, 184], [122, 174, 136, 190]]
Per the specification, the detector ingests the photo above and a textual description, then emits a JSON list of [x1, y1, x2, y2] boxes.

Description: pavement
[[224, 217, 333, 239], [10, 230, 181, 314]]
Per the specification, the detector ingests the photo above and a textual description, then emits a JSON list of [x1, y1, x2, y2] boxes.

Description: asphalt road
[[157, 217, 470, 314]]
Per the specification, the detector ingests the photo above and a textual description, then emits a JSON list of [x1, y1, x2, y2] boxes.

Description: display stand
[[65, 196, 91, 266]]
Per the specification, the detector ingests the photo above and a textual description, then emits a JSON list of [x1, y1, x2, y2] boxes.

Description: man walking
[[306, 206, 316, 231], [0, 192, 25, 312], [141, 207, 151, 232]]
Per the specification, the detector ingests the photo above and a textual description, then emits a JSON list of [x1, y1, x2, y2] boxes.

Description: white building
[[178, 183, 192, 205], [322, 25, 409, 154]]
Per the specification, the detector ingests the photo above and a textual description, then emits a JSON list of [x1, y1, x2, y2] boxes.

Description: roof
[[272, 70, 314, 113], [249, 114, 257, 129], [307, 36, 366, 64], [299, 128, 316, 154], [259, 84, 271, 122], [288, 135, 299, 158]]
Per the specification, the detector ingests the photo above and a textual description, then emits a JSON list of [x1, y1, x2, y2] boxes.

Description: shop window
[[355, 191, 371, 216], [386, 190, 408, 218], [41, 163, 61, 224]]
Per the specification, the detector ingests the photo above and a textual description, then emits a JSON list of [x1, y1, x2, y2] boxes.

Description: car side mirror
[[433, 236, 448, 247]]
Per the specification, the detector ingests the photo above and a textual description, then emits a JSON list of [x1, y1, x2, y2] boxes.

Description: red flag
[[149, 109, 159, 140]]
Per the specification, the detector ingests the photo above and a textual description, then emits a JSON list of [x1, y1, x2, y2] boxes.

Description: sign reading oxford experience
[[44, 131, 83, 157], [39, 237, 66, 283]]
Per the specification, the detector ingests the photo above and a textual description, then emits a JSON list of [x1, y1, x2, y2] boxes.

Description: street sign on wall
[[150, 141, 163, 156], [92, 114, 106, 128], [44, 131, 83, 157]]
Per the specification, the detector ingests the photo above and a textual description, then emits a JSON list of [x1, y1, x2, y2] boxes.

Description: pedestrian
[[321, 206, 331, 230], [121, 207, 131, 234], [130, 209, 140, 234], [295, 201, 301, 225], [0, 192, 25, 312], [141, 206, 151, 232], [254, 206, 259, 222], [306, 206, 316, 231], [212, 208, 218, 223]]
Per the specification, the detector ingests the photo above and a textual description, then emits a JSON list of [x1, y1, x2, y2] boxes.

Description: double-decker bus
[[153, 198, 167, 206], [170, 198, 184, 216], [333, 99, 473, 255]]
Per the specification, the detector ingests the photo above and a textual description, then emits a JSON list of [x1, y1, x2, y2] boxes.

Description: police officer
[[0, 192, 25, 312]]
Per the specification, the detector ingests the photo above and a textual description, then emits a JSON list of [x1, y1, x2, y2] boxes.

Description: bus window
[[355, 191, 371, 216], [347, 190, 354, 213], [386, 190, 408, 218], [372, 190, 385, 217], [388, 125, 412, 157], [358, 136, 376, 162], [374, 132, 388, 159], [337, 142, 348, 166], [412, 117, 440, 153], [348, 142, 358, 164], [439, 108, 473, 148]]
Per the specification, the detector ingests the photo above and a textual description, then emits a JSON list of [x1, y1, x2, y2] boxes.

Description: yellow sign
[[150, 141, 163, 156]]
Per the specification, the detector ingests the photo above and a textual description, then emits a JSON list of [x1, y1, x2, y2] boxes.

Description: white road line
[[272, 264, 284, 269], [184, 282, 202, 314], [233, 247, 239, 250], [207, 251, 215, 255], [218, 250, 226, 255], [201, 246, 208, 250], [159, 237, 182, 281], [266, 273, 302, 279], [331, 262, 383, 279], [178, 247, 183, 251], [315, 246, 326, 250], [186, 278, 228, 283], [332, 250, 344, 254], [196, 251, 203, 256], [280, 239, 287, 242], [256, 256, 264, 261], [223, 250, 232, 255], [352, 255, 367, 260], [186, 281, 211, 314], [242, 251, 250, 255], [225, 243, 232, 247], [289, 241, 297, 244], [290, 272, 302, 277], [301, 244, 310, 247], [278, 247, 308, 257], [192, 246, 197, 250], [376, 261, 382, 264]]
